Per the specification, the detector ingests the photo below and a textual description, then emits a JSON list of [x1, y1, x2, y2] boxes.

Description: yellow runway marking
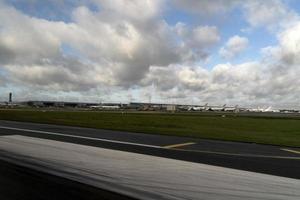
[[164, 142, 196, 149], [281, 148, 300, 155]]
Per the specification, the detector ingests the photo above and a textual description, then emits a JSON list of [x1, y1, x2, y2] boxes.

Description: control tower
[[9, 92, 12, 103]]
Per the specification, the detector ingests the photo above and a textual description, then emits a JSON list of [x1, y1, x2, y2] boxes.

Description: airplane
[[0, 101, 22, 107], [248, 107, 263, 112], [188, 103, 208, 111], [262, 106, 272, 112], [262, 106, 280, 113], [90, 105, 120, 110], [248, 106, 276, 112], [101, 105, 120, 110], [209, 104, 227, 112], [224, 105, 239, 112], [0, 102, 8, 107]]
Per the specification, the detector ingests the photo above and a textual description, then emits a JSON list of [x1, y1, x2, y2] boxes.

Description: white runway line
[[0, 126, 300, 160], [164, 142, 196, 149], [1, 125, 300, 160], [0, 135, 300, 200], [0, 125, 163, 149]]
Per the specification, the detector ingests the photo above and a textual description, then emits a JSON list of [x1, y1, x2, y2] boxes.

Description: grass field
[[0, 109, 300, 147]]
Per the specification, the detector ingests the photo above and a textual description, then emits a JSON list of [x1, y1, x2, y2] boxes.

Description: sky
[[1, 0, 300, 109]]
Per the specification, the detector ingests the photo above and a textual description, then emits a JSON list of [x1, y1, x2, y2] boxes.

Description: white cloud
[[0, 1, 220, 92], [242, 0, 298, 31], [261, 21, 300, 66], [177, 66, 209, 90], [277, 22, 300, 65], [219, 35, 249, 59], [173, 0, 298, 32], [174, 23, 221, 62], [1, 0, 300, 108], [192, 26, 220, 47], [172, 0, 239, 15], [142, 20, 300, 107], [92, 0, 163, 21]]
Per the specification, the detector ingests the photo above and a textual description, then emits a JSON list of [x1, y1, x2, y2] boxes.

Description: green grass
[[1, 109, 300, 147]]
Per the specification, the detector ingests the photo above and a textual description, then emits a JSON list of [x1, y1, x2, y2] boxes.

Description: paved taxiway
[[0, 120, 300, 178], [0, 120, 300, 199]]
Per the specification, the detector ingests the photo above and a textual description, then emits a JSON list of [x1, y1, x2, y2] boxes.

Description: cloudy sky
[[1, 0, 300, 108]]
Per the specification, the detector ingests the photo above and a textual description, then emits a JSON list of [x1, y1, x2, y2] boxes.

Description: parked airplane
[[105, 105, 120, 109], [224, 105, 239, 112], [248, 106, 278, 112], [209, 104, 227, 111], [262, 106, 280, 112], [90, 105, 120, 110], [248, 107, 264, 112], [0, 102, 7, 107], [188, 103, 208, 111]]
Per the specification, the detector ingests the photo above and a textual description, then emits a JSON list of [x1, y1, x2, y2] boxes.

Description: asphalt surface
[[0, 120, 300, 179]]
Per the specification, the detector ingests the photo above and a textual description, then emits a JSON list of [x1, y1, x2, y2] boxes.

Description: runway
[[0, 120, 300, 199], [0, 120, 300, 178]]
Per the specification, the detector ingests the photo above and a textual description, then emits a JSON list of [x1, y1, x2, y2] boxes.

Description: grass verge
[[0, 109, 300, 147]]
